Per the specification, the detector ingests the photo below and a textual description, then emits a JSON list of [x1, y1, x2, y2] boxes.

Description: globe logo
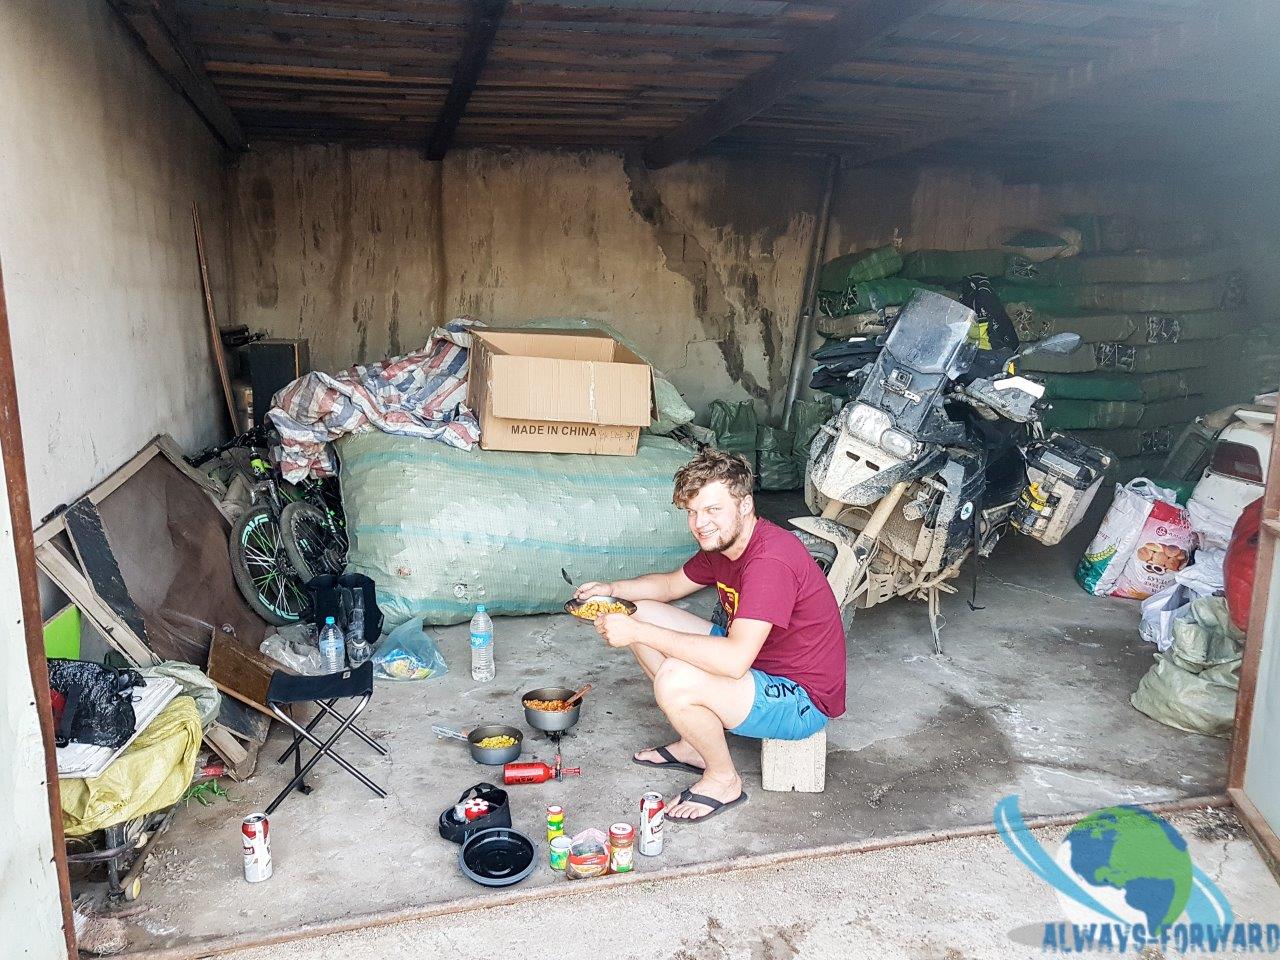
[[995, 795, 1234, 943], [1052, 806, 1192, 934]]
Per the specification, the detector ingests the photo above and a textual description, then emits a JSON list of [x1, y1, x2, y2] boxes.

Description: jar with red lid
[[608, 822, 635, 874]]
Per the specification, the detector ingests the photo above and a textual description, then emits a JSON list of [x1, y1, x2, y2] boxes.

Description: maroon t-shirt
[[683, 518, 847, 718]]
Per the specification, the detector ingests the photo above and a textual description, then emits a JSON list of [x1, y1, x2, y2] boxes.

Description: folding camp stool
[[265, 661, 387, 815]]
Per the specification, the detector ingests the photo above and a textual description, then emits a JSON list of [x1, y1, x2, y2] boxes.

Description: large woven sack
[[340, 432, 695, 626]]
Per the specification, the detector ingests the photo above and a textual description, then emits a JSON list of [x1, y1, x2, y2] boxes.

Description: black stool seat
[[264, 661, 386, 815], [267, 661, 373, 704]]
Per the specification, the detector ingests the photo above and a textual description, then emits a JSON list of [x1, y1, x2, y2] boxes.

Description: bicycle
[[189, 429, 347, 626]]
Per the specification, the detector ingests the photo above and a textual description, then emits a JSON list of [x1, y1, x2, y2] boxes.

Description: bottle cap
[[609, 823, 634, 840], [325, 616, 336, 625], [476, 604, 486, 613]]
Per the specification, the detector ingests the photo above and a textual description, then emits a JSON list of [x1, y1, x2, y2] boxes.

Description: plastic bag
[[260, 624, 328, 675], [373, 617, 448, 681], [1131, 596, 1244, 737], [756, 426, 800, 491], [708, 400, 758, 467], [139, 662, 222, 729], [1138, 584, 1193, 652], [47, 660, 144, 749], [1076, 478, 1195, 599], [564, 828, 610, 880]]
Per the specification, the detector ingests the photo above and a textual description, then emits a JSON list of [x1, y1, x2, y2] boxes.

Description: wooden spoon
[[563, 683, 593, 709]]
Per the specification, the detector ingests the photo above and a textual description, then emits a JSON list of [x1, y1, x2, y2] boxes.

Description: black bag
[[47, 659, 145, 749], [438, 782, 512, 844]]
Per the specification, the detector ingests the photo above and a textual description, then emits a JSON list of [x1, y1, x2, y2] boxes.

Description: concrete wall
[[231, 145, 1191, 420], [0, 0, 233, 522], [0, 440, 65, 958]]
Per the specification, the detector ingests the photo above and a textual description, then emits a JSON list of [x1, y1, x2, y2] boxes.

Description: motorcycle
[[791, 289, 1111, 652]]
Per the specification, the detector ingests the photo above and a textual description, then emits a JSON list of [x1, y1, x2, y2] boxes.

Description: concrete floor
[[121, 495, 1228, 956], [218, 808, 1280, 960]]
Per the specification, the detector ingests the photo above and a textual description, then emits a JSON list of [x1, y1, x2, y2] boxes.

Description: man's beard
[[706, 514, 746, 553]]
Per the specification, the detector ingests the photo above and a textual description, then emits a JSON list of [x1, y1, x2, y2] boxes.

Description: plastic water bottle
[[319, 616, 345, 673], [470, 605, 494, 682], [346, 594, 372, 666]]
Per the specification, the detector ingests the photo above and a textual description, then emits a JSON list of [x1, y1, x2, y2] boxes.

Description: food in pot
[[571, 599, 631, 620], [523, 698, 571, 712], [475, 734, 518, 749]]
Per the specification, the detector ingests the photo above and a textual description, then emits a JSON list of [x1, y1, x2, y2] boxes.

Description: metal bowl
[[467, 724, 524, 765], [521, 686, 582, 733], [563, 595, 637, 619]]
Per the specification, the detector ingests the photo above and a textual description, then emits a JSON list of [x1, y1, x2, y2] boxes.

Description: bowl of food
[[521, 686, 582, 732], [563, 595, 637, 620], [433, 723, 525, 765]]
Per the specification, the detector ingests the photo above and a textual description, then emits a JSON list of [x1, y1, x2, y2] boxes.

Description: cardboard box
[[468, 329, 653, 455]]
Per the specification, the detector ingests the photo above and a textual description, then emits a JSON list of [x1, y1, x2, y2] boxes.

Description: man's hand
[[575, 581, 615, 601], [596, 612, 642, 648]]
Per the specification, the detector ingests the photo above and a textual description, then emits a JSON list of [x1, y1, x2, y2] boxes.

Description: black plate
[[458, 828, 536, 887]]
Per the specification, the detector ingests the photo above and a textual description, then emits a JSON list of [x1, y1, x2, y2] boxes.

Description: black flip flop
[[666, 788, 749, 825], [631, 745, 705, 775]]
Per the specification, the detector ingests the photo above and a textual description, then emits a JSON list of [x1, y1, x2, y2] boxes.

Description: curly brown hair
[[672, 448, 755, 508]]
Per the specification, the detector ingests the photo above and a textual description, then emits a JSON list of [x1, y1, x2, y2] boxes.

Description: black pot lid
[[459, 828, 536, 887]]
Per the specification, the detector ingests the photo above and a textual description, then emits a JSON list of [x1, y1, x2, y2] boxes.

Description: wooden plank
[[842, 7, 1240, 170], [640, 0, 939, 168], [425, 0, 507, 160], [35, 541, 157, 667], [106, 0, 246, 151], [35, 443, 160, 546], [194, 204, 240, 432]]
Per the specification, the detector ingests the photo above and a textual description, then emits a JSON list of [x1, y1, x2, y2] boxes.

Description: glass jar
[[608, 822, 635, 874]]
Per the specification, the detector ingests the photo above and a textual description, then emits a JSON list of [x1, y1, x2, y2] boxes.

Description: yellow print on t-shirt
[[716, 582, 740, 619]]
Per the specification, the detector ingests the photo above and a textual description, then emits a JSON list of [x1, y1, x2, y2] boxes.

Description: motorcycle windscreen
[[881, 291, 975, 376]]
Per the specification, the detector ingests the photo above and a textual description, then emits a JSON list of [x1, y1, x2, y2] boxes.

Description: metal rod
[[782, 155, 840, 430]]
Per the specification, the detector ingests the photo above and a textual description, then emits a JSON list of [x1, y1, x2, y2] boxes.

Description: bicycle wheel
[[229, 506, 308, 625], [280, 500, 348, 582]]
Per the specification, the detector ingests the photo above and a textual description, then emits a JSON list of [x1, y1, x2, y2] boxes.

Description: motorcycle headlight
[[879, 428, 916, 459], [846, 403, 891, 446]]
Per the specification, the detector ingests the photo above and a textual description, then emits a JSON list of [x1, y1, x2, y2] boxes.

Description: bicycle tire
[[229, 505, 308, 625], [280, 500, 347, 582]]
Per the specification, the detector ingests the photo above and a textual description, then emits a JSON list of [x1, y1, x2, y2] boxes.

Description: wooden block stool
[[761, 728, 827, 793]]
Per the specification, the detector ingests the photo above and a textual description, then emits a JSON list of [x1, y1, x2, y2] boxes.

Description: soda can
[[241, 813, 272, 883], [639, 792, 664, 856]]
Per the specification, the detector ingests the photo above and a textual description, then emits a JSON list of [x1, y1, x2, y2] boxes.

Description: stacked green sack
[[1012, 309, 1238, 345], [708, 398, 833, 492], [995, 277, 1242, 316], [1011, 248, 1239, 286], [1033, 363, 1208, 478], [899, 249, 1014, 281], [816, 245, 948, 319], [1021, 340, 1208, 374]]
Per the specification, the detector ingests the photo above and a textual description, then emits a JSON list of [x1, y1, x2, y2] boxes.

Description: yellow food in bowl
[[572, 599, 631, 619], [475, 735, 517, 749]]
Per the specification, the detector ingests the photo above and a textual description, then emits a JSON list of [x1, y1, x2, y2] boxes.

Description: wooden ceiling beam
[[108, 0, 246, 151], [842, 7, 1243, 171], [639, 0, 939, 169], [425, 0, 507, 160]]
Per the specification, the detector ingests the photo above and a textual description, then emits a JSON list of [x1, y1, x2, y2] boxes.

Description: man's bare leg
[[629, 599, 716, 769], [652, 660, 755, 821]]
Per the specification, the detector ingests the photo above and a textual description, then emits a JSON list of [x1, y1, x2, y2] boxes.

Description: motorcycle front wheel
[[791, 529, 837, 574]]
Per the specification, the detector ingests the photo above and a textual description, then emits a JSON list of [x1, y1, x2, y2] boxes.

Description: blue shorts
[[709, 624, 828, 740]]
